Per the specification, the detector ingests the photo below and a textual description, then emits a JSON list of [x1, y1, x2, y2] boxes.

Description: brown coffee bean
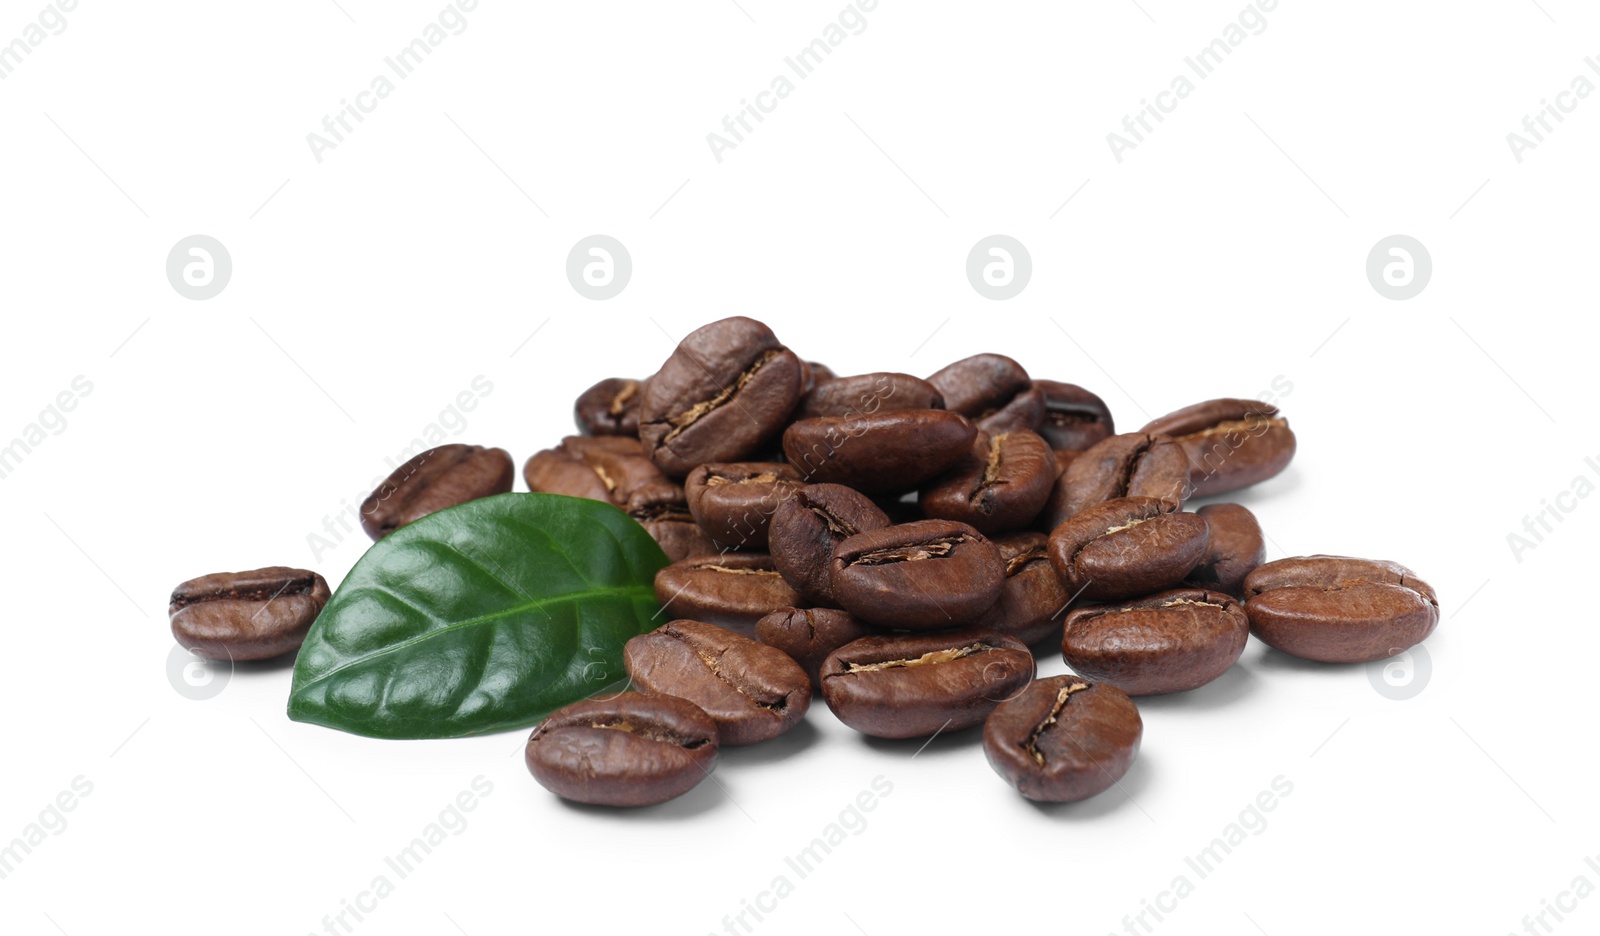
[[1062, 588, 1249, 695], [1188, 503, 1266, 597], [920, 430, 1056, 534], [1243, 556, 1439, 663], [654, 553, 804, 637], [522, 436, 666, 508], [819, 631, 1033, 739], [796, 372, 944, 420], [1034, 381, 1115, 451], [623, 620, 811, 745], [782, 409, 977, 494], [624, 482, 720, 562], [1047, 496, 1210, 602], [982, 675, 1142, 802], [573, 377, 644, 437], [684, 462, 805, 550], [360, 444, 514, 540], [1045, 431, 1189, 525], [804, 361, 837, 388], [639, 317, 804, 477], [927, 353, 1044, 434], [831, 520, 1005, 630], [524, 692, 719, 807], [1141, 398, 1297, 498], [755, 607, 872, 689], [768, 484, 892, 605], [971, 532, 1072, 646], [169, 567, 331, 661]]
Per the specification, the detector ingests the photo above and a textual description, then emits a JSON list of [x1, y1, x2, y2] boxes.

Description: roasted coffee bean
[[796, 372, 944, 420], [768, 484, 892, 605], [654, 553, 804, 637], [1187, 503, 1265, 597], [1062, 588, 1249, 695], [1242, 556, 1438, 663], [574, 377, 645, 437], [982, 675, 1142, 802], [169, 567, 331, 661], [523, 436, 665, 506], [361, 444, 514, 540], [684, 462, 805, 550], [623, 620, 811, 745], [830, 520, 1005, 630], [927, 353, 1044, 434], [639, 316, 804, 477], [1046, 431, 1189, 523], [625, 482, 719, 562], [971, 532, 1072, 646], [819, 631, 1032, 739], [1141, 398, 1297, 498], [804, 361, 837, 387], [524, 692, 719, 807], [756, 607, 872, 689], [1047, 496, 1210, 602], [1035, 381, 1115, 451], [782, 409, 976, 494], [920, 430, 1055, 534]]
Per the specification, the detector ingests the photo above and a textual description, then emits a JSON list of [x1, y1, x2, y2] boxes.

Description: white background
[[1, 2, 1596, 934]]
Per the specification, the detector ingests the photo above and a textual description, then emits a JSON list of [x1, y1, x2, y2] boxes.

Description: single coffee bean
[[920, 430, 1056, 534], [982, 675, 1142, 802], [623, 620, 811, 745], [830, 519, 1005, 630], [361, 444, 514, 540], [1047, 496, 1210, 602], [1242, 556, 1439, 663], [684, 462, 805, 550], [1046, 431, 1189, 523], [169, 567, 331, 661], [756, 607, 872, 689], [1062, 588, 1249, 695], [1187, 503, 1266, 597], [524, 692, 719, 807], [523, 436, 665, 507], [795, 372, 944, 420], [768, 484, 892, 605], [971, 532, 1072, 646], [573, 376, 644, 437], [819, 631, 1033, 739], [625, 482, 720, 562], [782, 409, 977, 494], [927, 353, 1044, 434], [804, 361, 837, 388], [1034, 381, 1115, 451], [1141, 398, 1297, 498], [639, 316, 804, 477], [654, 553, 804, 637]]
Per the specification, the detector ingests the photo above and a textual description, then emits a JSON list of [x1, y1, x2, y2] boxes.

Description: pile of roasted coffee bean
[[168, 314, 1440, 809], [521, 316, 1439, 806]]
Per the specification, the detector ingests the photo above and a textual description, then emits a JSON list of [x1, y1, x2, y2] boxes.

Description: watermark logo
[[1366, 645, 1431, 701], [1365, 234, 1430, 300], [167, 643, 232, 701], [167, 235, 232, 300], [566, 235, 631, 300], [966, 235, 1031, 300], [1507, 455, 1599, 563]]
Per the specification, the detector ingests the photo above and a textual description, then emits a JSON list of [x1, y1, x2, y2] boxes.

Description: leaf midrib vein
[[293, 584, 655, 695]]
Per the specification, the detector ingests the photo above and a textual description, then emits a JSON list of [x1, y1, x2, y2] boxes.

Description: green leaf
[[287, 492, 668, 739]]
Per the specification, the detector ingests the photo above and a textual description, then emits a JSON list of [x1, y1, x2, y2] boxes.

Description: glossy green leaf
[[288, 492, 668, 739]]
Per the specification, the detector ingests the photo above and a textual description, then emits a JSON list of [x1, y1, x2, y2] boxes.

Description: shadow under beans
[[1251, 645, 1365, 676], [1024, 751, 1159, 821], [718, 718, 822, 768], [554, 773, 729, 822], [231, 655, 299, 675], [859, 722, 985, 759], [1130, 660, 1260, 714]]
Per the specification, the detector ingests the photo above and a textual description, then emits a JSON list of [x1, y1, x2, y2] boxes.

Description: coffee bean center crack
[[661, 349, 782, 443], [1022, 681, 1090, 766], [849, 535, 967, 566], [842, 643, 992, 674]]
